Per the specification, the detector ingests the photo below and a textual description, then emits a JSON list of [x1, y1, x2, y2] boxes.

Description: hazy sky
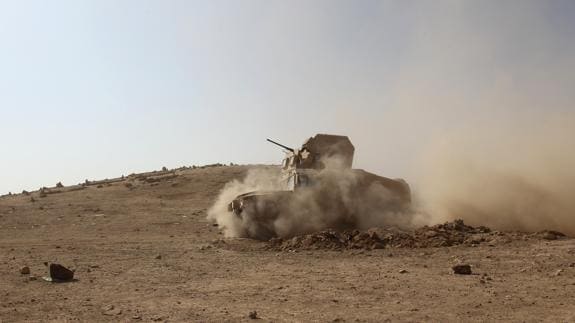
[[1, 0, 574, 193]]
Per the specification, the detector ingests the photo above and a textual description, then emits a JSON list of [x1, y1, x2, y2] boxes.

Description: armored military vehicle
[[228, 134, 411, 239]]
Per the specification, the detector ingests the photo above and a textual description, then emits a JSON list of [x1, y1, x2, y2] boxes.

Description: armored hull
[[228, 167, 411, 240]]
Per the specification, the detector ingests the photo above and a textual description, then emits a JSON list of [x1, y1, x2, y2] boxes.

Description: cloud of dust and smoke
[[208, 116, 575, 240], [365, 2, 575, 235], [414, 114, 575, 235], [206, 166, 281, 238], [207, 159, 413, 240]]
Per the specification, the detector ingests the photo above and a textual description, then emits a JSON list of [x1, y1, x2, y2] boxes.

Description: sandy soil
[[1, 165, 574, 322]]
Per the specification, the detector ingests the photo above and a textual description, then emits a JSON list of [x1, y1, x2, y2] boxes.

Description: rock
[[398, 269, 408, 274], [248, 311, 259, 319], [102, 304, 122, 316], [452, 264, 472, 275], [541, 232, 557, 240], [48, 263, 74, 281], [540, 230, 565, 240], [467, 235, 485, 244], [20, 266, 30, 275], [371, 242, 385, 250], [552, 269, 563, 277], [155, 254, 162, 260], [56, 182, 64, 188]]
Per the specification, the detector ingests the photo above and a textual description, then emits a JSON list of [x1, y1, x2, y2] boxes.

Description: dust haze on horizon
[[1, 1, 574, 233]]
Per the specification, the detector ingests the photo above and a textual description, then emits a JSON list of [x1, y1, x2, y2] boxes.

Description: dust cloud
[[206, 167, 282, 238], [415, 114, 575, 235], [207, 159, 414, 240], [208, 114, 575, 239]]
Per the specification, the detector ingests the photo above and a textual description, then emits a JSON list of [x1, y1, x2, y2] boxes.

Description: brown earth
[[1, 165, 575, 322]]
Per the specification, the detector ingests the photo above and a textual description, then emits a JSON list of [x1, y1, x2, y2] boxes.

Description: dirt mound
[[268, 229, 384, 251], [407, 219, 492, 248], [268, 220, 567, 251]]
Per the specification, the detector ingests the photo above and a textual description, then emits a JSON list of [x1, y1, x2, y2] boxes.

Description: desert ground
[[1, 165, 574, 322]]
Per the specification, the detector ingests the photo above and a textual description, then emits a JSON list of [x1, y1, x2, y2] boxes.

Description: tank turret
[[267, 134, 355, 170]]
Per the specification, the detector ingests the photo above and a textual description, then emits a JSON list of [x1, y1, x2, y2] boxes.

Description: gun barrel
[[266, 138, 294, 152]]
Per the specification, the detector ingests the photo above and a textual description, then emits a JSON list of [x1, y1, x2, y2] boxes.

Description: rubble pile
[[268, 219, 567, 251], [268, 230, 385, 251], [407, 219, 492, 248]]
